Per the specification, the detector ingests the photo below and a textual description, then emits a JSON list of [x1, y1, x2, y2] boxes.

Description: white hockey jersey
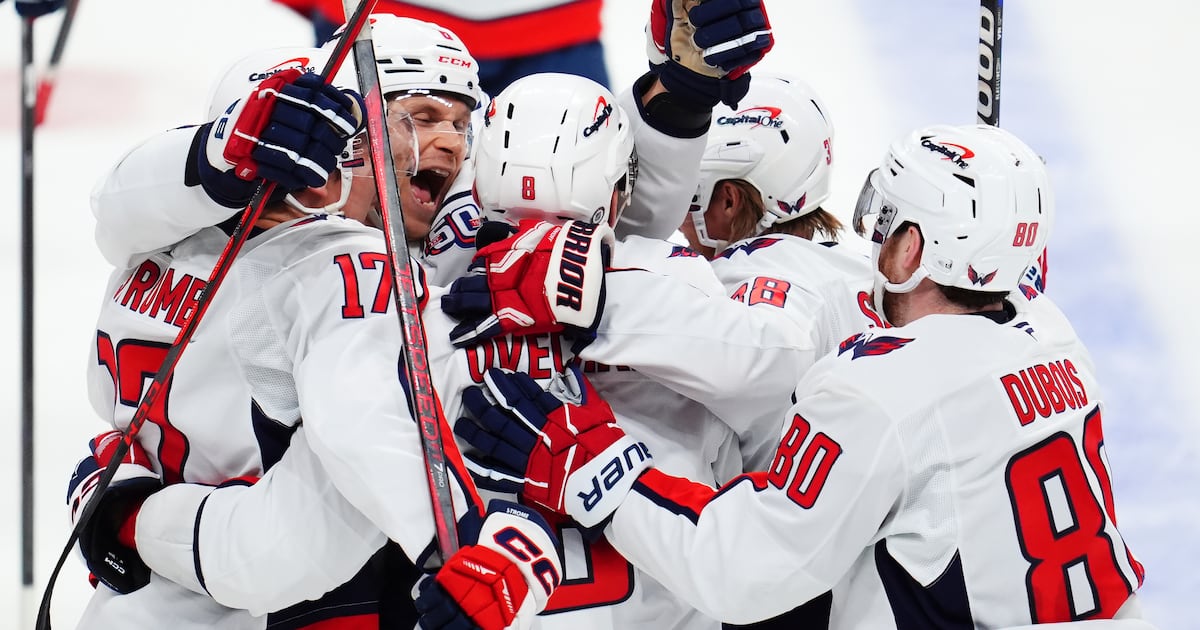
[[81, 215, 481, 629], [606, 292, 1146, 628], [708, 233, 876, 469]]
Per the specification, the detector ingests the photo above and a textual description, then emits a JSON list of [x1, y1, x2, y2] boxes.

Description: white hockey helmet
[[853, 124, 1053, 296], [364, 15, 482, 109], [205, 46, 369, 215], [689, 74, 835, 250], [473, 73, 637, 226]]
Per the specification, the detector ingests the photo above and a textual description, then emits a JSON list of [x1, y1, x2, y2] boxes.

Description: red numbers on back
[[1005, 408, 1140, 621]]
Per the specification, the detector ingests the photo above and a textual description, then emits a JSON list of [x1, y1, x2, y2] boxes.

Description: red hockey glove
[[646, 0, 774, 109], [66, 430, 162, 594], [442, 220, 613, 349], [415, 501, 562, 630], [200, 69, 364, 206], [455, 368, 652, 530]]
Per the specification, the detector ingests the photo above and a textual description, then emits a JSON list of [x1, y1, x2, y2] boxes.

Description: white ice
[[1, 0, 1195, 627]]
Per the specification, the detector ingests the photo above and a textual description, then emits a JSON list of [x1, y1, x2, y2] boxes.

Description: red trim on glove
[[116, 501, 143, 549], [437, 545, 530, 630]]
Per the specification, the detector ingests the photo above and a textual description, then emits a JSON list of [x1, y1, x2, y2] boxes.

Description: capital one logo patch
[[716, 106, 784, 129]]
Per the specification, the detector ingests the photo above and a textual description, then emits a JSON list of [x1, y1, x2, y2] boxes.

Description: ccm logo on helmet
[[583, 98, 612, 137], [920, 136, 975, 169], [555, 222, 600, 310], [717, 106, 784, 129], [437, 55, 472, 68]]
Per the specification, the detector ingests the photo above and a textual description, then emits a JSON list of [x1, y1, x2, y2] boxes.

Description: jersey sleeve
[[276, 239, 478, 562], [90, 126, 239, 267], [133, 429, 387, 615], [581, 267, 821, 437], [613, 83, 706, 241], [605, 381, 905, 624]]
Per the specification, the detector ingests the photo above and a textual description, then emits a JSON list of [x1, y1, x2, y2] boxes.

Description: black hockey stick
[[20, 14, 38, 630], [977, 0, 1003, 125], [341, 0, 465, 562], [33, 3, 377, 627], [33, 0, 80, 127]]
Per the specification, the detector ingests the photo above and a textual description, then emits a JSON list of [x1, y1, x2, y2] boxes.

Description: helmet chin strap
[[689, 204, 728, 252], [283, 168, 353, 216], [870, 245, 928, 324]]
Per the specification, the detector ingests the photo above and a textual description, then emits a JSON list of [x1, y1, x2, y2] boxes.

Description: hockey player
[[71, 2, 781, 626], [70, 43, 564, 630], [674, 74, 878, 471], [90, 15, 483, 287], [452, 124, 1153, 628]]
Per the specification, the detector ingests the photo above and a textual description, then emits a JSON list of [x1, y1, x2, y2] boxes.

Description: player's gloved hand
[[441, 219, 613, 349], [455, 368, 652, 530], [66, 431, 162, 594], [8, 0, 65, 18], [415, 500, 562, 630], [646, 0, 774, 109], [198, 69, 365, 207]]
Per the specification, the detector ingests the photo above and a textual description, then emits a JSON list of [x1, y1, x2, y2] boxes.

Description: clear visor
[[387, 91, 471, 150], [346, 108, 420, 180], [852, 168, 899, 245]]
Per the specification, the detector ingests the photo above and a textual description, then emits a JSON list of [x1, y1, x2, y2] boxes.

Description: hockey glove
[[646, 0, 774, 109], [199, 69, 365, 207], [415, 500, 562, 630], [442, 220, 613, 349], [9, 0, 64, 18], [66, 431, 162, 593], [455, 368, 652, 530]]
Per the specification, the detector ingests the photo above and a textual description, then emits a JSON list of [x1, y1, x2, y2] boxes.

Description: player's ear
[[898, 224, 924, 271], [292, 176, 341, 208], [718, 180, 742, 219]]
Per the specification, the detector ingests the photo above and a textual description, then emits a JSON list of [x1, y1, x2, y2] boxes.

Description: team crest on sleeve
[[837, 333, 914, 359]]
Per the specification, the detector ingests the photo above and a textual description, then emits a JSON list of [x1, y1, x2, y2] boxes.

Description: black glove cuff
[[634, 71, 713, 139], [80, 476, 161, 594], [188, 123, 261, 209], [653, 63, 753, 113]]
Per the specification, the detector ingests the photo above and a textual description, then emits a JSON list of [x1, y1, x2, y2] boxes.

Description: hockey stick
[[33, 3, 377, 627], [976, 0, 1003, 125], [340, 0, 465, 562], [20, 15, 37, 630], [33, 0, 80, 127]]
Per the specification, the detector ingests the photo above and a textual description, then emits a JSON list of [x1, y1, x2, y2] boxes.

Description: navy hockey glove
[[455, 368, 652, 530], [199, 69, 365, 207], [8, 0, 65, 18], [442, 220, 612, 349], [415, 500, 561, 630], [646, 0, 774, 109], [67, 431, 162, 593]]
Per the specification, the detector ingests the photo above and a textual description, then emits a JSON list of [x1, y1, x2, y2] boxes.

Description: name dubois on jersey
[[1000, 358, 1089, 426], [111, 260, 207, 329]]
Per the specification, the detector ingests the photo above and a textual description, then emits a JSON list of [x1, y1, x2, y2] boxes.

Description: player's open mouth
[[410, 168, 450, 212]]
